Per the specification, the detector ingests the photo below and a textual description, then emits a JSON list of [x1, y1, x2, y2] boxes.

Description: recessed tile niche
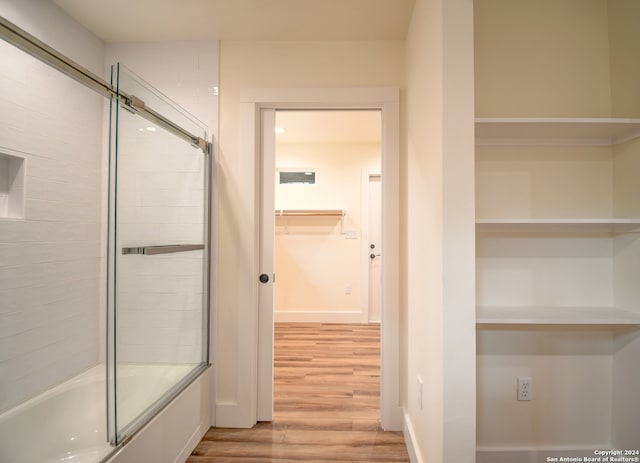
[[0, 150, 26, 219]]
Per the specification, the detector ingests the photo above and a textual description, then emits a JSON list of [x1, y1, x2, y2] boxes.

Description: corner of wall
[[404, 0, 476, 461], [403, 411, 424, 463]]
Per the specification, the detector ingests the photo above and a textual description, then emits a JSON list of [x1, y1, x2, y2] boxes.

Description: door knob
[[259, 273, 270, 283], [370, 253, 381, 259]]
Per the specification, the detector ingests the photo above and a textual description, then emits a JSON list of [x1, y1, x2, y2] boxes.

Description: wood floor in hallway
[[186, 323, 410, 463]]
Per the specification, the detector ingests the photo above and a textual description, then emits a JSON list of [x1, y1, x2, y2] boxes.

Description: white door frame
[[239, 88, 401, 430]]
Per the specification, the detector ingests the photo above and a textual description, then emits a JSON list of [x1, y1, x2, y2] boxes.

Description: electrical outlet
[[517, 376, 532, 401], [344, 284, 352, 295], [417, 376, 423, 409]]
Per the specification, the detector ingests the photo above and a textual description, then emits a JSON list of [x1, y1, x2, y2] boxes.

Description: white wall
[[404, 0, 476, 461], [0, 0, 105, 412], [274, 140, 380, 322]]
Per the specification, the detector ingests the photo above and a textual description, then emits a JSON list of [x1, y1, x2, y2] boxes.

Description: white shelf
[[475, 117, 640, 146], [477, 306, 640, 325], [476, 218, 640, 233]]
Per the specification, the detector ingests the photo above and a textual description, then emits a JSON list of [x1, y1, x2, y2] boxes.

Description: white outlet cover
[[517, 376, 532, 401]]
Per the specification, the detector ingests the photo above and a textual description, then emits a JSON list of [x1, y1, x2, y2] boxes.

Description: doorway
[[269, 109, 382, 422], [240, 87, 401, 430], [272, 110, 381, 324]]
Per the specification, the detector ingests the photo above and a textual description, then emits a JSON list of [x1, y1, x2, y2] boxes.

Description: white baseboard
[[403, 412, 423, 463], [214, 402, 253, 428], [274, 310, 365, 323]]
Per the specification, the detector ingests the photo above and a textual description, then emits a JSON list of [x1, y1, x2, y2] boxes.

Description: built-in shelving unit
[[475, 117, 640, 324], [473, 3, 640, 458], [475, 116, 640, 459]]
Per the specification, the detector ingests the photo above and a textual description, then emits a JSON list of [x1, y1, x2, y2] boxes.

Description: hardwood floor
[[187, 323, 410, 462]]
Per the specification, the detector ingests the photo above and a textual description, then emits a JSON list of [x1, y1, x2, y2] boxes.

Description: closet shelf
[[477, 306, 640, 326], [275, 209, 345, 217], [275, 209, 347, 234], [475, 117, 640, 146], [476, 218, 640, 233]]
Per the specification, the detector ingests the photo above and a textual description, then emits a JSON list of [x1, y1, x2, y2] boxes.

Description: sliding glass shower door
[[108, 64, 209, 444]]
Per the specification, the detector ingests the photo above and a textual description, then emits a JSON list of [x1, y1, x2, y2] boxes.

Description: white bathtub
[[0, 363, 211, 463], [0, 365, 112, 463]]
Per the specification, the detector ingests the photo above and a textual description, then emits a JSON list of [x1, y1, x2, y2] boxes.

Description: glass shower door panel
[[110, 65, 208, 443]]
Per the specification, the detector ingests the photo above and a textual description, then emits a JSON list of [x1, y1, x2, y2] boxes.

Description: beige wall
[[613, 138, 640, 218], [608, 0, 640, 118], [404, 0, 476, 461], [217, 40, 403, 406], [405, 0, 445, 457], [474, 0, 612, 117], [476, 145, 614, 219], [475, 0, 640, 118], [274, 141, 380, 320]]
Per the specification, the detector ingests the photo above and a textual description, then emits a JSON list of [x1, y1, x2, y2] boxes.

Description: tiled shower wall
[[0, 2, 219, 411], [0, 1, 105, 412], [114, 114, 207, 364]]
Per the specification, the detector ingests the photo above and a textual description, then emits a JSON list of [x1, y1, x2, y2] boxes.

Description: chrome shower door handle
[[122, 244, 205, 255]]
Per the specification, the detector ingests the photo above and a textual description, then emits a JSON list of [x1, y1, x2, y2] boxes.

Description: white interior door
[[368, 175, 382, 323], [257, 108, 275, 421]]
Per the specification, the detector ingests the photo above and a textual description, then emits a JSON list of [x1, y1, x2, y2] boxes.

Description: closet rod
[[275, 209, 345, 217]]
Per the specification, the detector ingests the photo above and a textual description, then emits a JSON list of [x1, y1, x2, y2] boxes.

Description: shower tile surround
[[1, 9, 218, 452], [0, 4, 218, 462], [113, 108, 206, 364], [0, 5, 105, 413]]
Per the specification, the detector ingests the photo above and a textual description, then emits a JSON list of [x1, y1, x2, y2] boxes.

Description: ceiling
[[51, 1, 397, 144], [53, 0, 415, 42]]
